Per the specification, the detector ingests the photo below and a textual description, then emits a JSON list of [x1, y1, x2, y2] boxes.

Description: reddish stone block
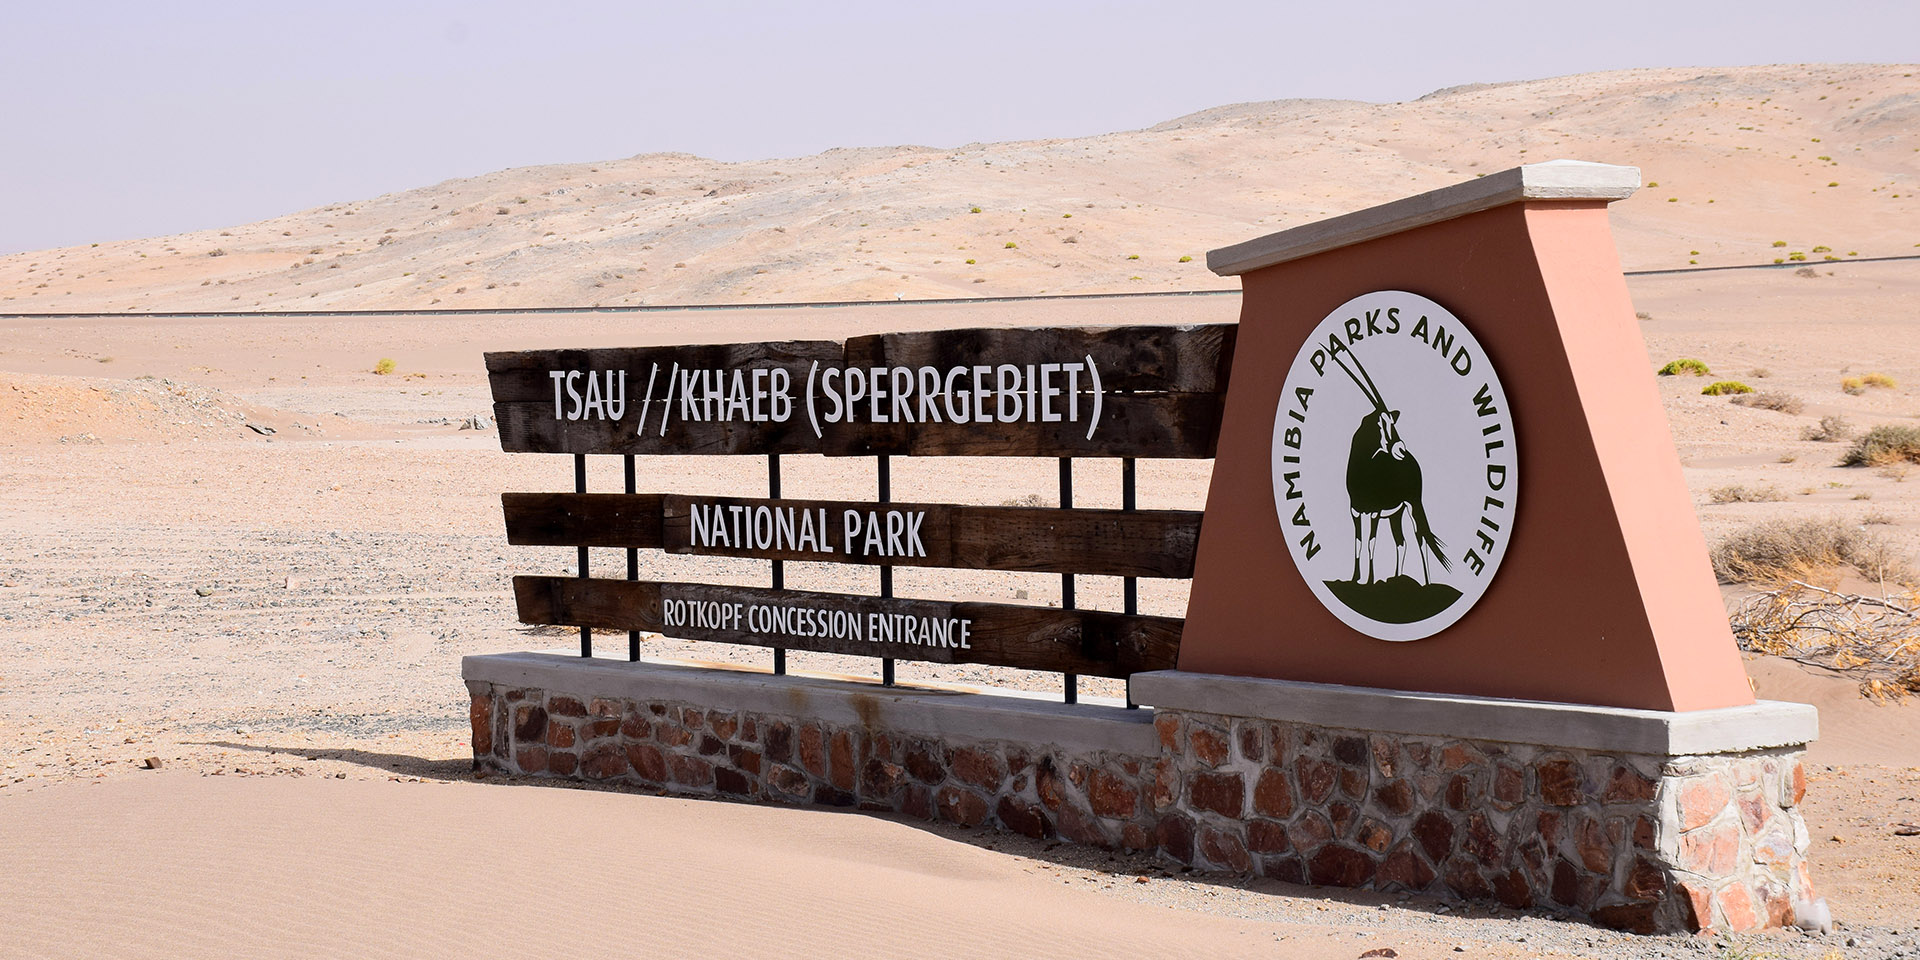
[[626, 743, 667, 782], [506, 689, 525, 702], [1087, 769, 1138, 819], [727, 745, 763, 777], [1037, 759, 1066, 811], [1550, 858, 1581, 906], [1632, 815, 1655, 850], [1536, 810, 1564, 855], [828, 730, 857, 791], [1490, 867, 1534, 909], [585, 716, 620, 741], [1296, 756, 1336, 804], [680, 707, 702, 728], [1738, 792, 1771, 833], [904, 741, 946, 784], [1718, 883, 1758, 930], [1156, 813, 1196, 864], [1330, 736, 1366, 767], [1573, 815, 1612, 874], [1603, 765, 1656, 803], [1374, 778, 1414, 817], [668, 754, 713, 788], [1369, 736, 1398, 777], [766, 764, 810, 800], [1338, 766, 1367, 800], [1236, 722, 1265, 762], [1254, 768, 1294, 818], [1287, 811, 1334, 855], [1190, 725, 1231, 767], [545, 722, 576, 750], [1677, 879, 1714, 931], [1464, 811, 1503, 865], [741, 717, 758, 743], [949, 746, 1005, 790], [715, 766, 753, 796], [697, 734, 725, 757], [1262, 856, 1306, 884], [797, 724, 826, 778], [900, 783, 931, 819], [935, 786, 990, 827], [862, 758, 905, 798], [580, 745, 626, 780], [1246, 819, 1291, 854], [549, 696, 588, 718], [548, 751, 578, 776], [1405, 741, 1431, 768], [588, 698, 621, 718], [1793, 862, 1817, 904], [1679, 776, 1732, 830], [1754, 825, 1795, 866], [1492, 762, 1525, 808], [1789, 760, 1806, 806], [515, 745, 549, 774], [1121, 822, 1152, 852], [647, 703, 666, 715], [654, 723, 691, 747], [1154, 712, 1182, 751], [513, 705, 547, 742], [815, 786, 855, 807], [1329, 801, 1357, 837], [1537, 759, 1582, 807], [1623, 856, 1668, 903], [1151, 760, 1177, 812], [1591, 902, 1658, 935], [1377, 842, 1435, 891], [996, 797, 1052, 839], [1067, 761, 1089, 788], [1201, 827, 1252, 872], [1445, 773, 1476, 811], [1308, 844, 1375, 887], [470, 695, 493, 757], [1412, 811, 1454, 863], [1442, 857, 1492, 900], [1440, 742, 1484, 771], [763, 721, 792, 763], [1356, 818, 1393, 853], [1187, 771, 1245, 818], [708, 713, 739, 740], [1268, 723, 1292, 765], [1678, 820, 1741, 875]]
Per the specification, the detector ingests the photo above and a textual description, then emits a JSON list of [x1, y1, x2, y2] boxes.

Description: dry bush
[[1709, 485, 1787, 504], [1803, 415, 1852, 442], [1730, 584, 1920, 699], [1701, 381, 1753, 396], [1841, 424, 1920, 466], [1711, 517, 1913, 587], [1731, 391, 1804, 414], [999, 493, 1050, 508]]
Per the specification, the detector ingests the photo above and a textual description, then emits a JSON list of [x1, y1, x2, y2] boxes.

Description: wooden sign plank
[[512, 576, 1183, 678], [483, 323, 1234, 459], [493, 390, 1221, 458], [500, 493, 1200, 577]]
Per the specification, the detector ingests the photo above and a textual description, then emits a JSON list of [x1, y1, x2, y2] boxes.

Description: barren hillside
[[1, 63, 1915, 312]]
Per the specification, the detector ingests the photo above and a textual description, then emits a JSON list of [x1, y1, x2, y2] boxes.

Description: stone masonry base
[[463, 653, 1819, 934]]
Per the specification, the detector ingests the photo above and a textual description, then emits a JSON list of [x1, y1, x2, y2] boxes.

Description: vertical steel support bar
[[575, 454, 591, 659], [878, 455, 894, 687], [626, 454, 639, 662], [1060, 456, 1076, 704], [770, 453, 786, 677], [1122, 456, 1138, 709]]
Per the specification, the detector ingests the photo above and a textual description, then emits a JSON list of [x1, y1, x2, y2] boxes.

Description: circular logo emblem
[[1270, 291, 1519, 641]]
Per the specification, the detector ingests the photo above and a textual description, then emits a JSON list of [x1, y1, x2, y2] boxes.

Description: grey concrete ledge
[[1130, 670, 1816, 757], [464, 652, 1157, 756], [1206, 159, 1641, 277]]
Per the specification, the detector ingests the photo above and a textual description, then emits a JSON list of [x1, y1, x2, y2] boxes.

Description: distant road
[[4, 254, 1916, 321]]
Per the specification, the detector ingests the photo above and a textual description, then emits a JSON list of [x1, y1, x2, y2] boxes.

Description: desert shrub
[[1702, 381, 1753, 396], [1004, 242, 1017, 249], [1771, 240, 1787, 247], [373, 358, 396, 376], [1842, 377, 1866, 395], [1000, 493, 1050, 508], [1178, 255, 1193, 263], [1805, 415, 1852, 442], [1126, 254, 1140, 260], [1794, 267, 1818, 278], [969, 206, 981, 214], [1658, 358, 1711, 376], [207, 248, 226, 257], [1731, 391, 1803, 414], [1709, 485, 1787, 503], [1711, 517, 1912, 585], [1862, 372, 1898, 389], [1841, 424, 1920, 466]]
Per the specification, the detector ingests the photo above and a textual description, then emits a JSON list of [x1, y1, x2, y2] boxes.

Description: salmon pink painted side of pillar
[[1181, 160, 1754, 712]]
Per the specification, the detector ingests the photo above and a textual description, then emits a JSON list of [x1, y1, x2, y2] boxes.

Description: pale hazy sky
[[3, 1, 1915, 255]]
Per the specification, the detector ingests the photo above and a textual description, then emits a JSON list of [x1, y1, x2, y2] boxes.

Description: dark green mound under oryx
[[1324, 576, 1462, 624]]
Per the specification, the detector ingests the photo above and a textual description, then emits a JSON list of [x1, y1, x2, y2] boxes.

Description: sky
[[3, 0, 1917, 255]]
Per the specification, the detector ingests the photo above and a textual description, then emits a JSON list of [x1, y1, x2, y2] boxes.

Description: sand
[[2, 62, 1920, 958]]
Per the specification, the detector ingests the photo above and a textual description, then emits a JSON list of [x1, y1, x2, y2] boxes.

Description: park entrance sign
[[465, 160, 1820, 935]]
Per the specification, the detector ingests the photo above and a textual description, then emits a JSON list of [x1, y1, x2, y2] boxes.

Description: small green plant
[[1125, 254, 1139, 260], [1812, 245, 1831, 253], [964, 258, 976, 264], [1828, 182, 1839, 188], [1702, 381, 1754, 396], [1647, 181, 1659, 187], [1178, 255, 1193, 263], [1658, 358, 1711, 376], [1061, 213, 1071, 218], [1732, 391, 1804, 414], [1772, 240, 1787, 247], [1004, 242, 1017, 249], [1841, 424, 1920, 466], [1804, 415, 1852, 442], [969, 206, 981, 214], [373, 358, 397, 376], [1788, 252, 1807, 261]]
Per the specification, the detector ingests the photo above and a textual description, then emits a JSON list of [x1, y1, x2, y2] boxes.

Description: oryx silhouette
[[1332, 349, 1451, 585]]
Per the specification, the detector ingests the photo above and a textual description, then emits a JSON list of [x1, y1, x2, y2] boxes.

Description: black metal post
[[1122, 456, 1138, 709], [626, 454, 639, 662], [879, 455, 894, 687], [1060, 456, 1076, 704], [770, 453, 786, 677], [575, 453, 591, 658]]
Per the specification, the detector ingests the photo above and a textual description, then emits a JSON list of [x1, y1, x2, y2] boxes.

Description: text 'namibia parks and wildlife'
[[485, 325, 1235, 458], [1271, 291, 1517, 642]]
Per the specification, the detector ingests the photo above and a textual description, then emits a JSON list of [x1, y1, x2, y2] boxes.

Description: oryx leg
[[1388, 506, 1407, 579], [1366, 514, 1382, 584], [1350, 510, 1364, 582]]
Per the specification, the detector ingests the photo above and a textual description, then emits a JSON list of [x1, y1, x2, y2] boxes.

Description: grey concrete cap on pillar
[[1206, 159, 1642, 277], [1129, 670, 1815, 756]]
